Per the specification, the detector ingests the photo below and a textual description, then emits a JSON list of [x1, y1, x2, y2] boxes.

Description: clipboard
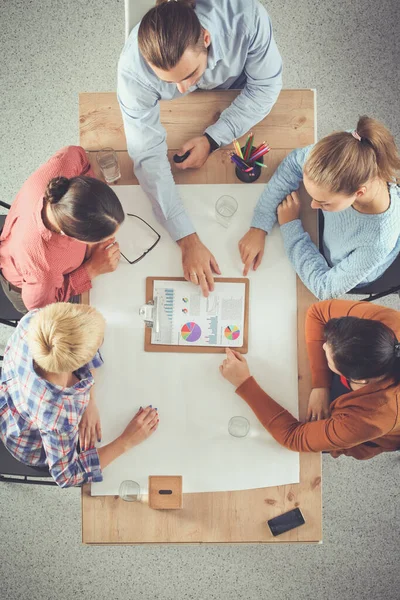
[[140, 277, 249, 354]]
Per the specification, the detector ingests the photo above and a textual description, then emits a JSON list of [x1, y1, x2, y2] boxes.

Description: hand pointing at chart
[[177, 233, 221, 297], [220, 348, 251, 388]]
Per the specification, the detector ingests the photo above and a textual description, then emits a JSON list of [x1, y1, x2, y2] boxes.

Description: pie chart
[[181, 322, 202, 342], [224, 325, 240, 341]]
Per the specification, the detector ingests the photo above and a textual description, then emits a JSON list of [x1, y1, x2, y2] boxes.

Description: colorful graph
[[206, 316, 218, 344], [163, 288, 174, 322], [181, 322, 202, 343], [224, 325, 240, 341], [182, 297, 189, 303]]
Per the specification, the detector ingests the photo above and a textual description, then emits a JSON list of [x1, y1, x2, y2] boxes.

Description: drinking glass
[[215, 195, 238, 228], [118, 480, 141, 502], [228, 416, 250, 438], [96, 147, 121, 183]]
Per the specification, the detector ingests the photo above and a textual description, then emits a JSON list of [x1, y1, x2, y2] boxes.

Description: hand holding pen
[[85, 237, 121, 279]]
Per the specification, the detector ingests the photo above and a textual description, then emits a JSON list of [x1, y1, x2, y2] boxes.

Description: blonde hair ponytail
[[304, 116, 400, 195], [28, 303, 105, 374]]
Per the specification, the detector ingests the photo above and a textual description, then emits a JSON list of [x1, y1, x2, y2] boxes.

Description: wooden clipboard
[[144, 277, 249, 354]]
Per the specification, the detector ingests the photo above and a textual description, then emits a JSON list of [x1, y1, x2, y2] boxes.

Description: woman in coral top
[[0, 146, 124, 313], [220, 300, 400, 460]]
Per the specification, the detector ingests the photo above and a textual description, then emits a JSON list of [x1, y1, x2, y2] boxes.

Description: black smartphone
[[173, 150, 191, 164], [267, 508, 305, 537]]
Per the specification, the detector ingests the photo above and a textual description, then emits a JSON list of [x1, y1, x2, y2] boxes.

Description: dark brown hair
[[44, 176, 125, 242], [304, 116, 400, 195], [138, 0, 203, 70], [324, 317, 400, 383]]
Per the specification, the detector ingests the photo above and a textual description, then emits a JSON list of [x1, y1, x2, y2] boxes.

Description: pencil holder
[[235, 146, 264, 183]]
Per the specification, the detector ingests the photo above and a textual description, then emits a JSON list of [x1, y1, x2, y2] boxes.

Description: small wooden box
[[148, 476, 183, 510]]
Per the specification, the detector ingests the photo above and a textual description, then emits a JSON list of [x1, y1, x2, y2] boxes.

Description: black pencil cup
[[235, 146, 264, 183]]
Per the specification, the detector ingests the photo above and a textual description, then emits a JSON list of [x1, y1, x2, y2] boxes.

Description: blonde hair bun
[[28, 303, 106, 374]]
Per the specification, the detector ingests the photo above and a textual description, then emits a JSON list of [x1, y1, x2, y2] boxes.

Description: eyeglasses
[[119, 214, 161, 265]]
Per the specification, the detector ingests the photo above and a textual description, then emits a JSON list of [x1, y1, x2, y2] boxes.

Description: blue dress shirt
[[118, 0, 282, 240]]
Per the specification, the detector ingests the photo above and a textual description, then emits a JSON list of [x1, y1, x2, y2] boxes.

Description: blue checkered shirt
[[0, 310, 103, 487]]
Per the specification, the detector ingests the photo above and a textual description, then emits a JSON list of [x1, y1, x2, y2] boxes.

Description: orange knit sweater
[[236, 300, 400, 460]]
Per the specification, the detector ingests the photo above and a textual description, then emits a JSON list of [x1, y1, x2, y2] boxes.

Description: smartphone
[[267, 508, 305, 537]]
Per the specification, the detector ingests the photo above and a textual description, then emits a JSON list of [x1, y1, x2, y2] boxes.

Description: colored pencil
[[230, 154, 252, 172], [244, 132, 254, 161], [255, 161, 268, 169], [250, 145, 271, 162], [250, 143, 269, 159], [250, 141, 266, 156], [233, 139, 243, 159]]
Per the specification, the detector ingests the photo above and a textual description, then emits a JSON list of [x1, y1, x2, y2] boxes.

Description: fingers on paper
[[198, 272, 210, 297]]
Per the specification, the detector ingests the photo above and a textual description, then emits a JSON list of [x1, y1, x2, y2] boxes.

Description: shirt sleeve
[[279, 219, 389, 300], [250, 146, 311, 233], [117, 68, 195, 241], [40, 427, 102, 488], [205, 3, 282, 146], [38, 145, 95, 181], [235, 377, 388, 453], [21, 264, 92, 311]]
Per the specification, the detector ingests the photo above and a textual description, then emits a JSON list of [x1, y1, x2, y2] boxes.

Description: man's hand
[[175, 136, 211, 170], [238, 228, 267, 276], [220, 348, 251, 388], [79, 396, 102, 451], [84, 238, 120, 279], [277, 191, 301, 226], [306, 388, 331, 422], [178, 233, 221, 297]]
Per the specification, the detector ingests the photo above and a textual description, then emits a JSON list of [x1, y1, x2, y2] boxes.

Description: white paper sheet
[[90, 184, 300, 495], [151, 280, 246, 347]]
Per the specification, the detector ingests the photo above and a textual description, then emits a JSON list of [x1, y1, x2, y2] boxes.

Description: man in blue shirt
[[118, 0, 282, 295]]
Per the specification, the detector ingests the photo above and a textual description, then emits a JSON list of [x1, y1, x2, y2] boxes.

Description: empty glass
[[228, 416, 250, 438], [118, 480, 141, 502], [215, 195, 238, 228], [96, 147, 121, 184]]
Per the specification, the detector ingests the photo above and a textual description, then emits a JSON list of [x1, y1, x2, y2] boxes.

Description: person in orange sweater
[[220, 300, 400, 460], [0, 146, 124, 313]]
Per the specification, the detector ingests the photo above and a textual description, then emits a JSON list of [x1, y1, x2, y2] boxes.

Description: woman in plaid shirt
[[0, 303, 159, 487]]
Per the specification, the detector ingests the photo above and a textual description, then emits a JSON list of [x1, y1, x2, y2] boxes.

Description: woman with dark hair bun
[[0, 146, 125, 312], [220, 300, 400, 460]]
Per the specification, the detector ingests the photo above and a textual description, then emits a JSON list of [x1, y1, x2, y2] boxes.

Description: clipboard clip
[[139, 297, 160, 333]]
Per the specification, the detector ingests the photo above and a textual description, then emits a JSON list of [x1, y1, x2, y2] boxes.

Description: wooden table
[[79, 89, 322, 544]]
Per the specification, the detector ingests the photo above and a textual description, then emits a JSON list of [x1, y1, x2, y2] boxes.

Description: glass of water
[[118, 480, 141, 502], [96, 147, 121, 184], [228, 416, 250, 438], [215, 195, 238, 228]]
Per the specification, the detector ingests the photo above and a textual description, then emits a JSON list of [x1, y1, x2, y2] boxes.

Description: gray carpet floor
[[1, 1, 399, 599]]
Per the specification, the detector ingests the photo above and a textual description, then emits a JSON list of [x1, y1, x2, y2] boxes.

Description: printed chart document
[[152, 280, 245, 347]]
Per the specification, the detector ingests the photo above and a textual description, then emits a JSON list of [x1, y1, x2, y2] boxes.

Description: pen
[[105, 241, 117, 250]]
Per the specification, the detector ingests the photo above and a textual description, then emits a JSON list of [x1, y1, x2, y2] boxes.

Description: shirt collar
[[198, 16, 222, 71]]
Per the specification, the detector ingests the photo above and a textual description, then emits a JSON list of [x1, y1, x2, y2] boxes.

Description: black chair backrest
[[0, 438, 55, 485], [317, 210, 400, 299]]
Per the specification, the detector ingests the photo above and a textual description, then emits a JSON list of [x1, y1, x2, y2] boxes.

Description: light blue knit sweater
[[251, 145, 400, 300]]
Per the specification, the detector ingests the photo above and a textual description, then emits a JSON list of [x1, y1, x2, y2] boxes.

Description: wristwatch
[[203, 132, 220, 154]]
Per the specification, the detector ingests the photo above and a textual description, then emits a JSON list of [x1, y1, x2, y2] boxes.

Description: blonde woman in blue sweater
[[239, 116, 400, 300]]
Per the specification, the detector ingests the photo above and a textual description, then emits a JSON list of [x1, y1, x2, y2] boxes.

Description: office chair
[[0, 201, 23, 361], [124, 0, 153, 40], [318, 211, 400, 302], [0, 438, 55, 485]]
